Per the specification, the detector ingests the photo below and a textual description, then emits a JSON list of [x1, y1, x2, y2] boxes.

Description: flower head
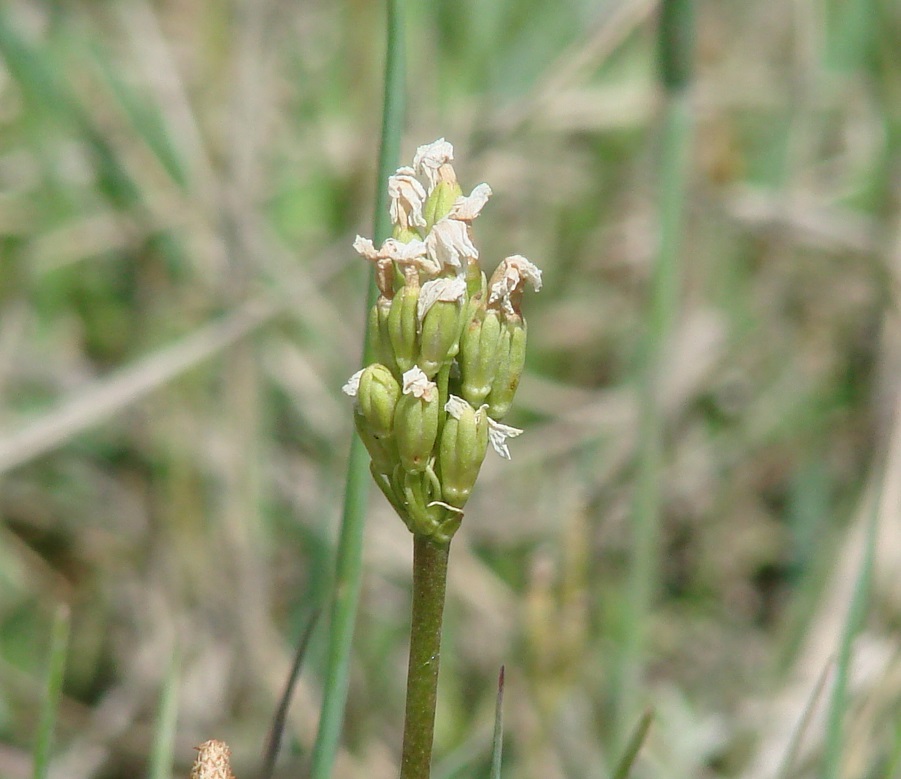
[[347, 138, 538, 540]]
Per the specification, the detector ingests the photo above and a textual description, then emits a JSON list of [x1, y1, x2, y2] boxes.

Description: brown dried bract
[[190, 740, 235, 779]]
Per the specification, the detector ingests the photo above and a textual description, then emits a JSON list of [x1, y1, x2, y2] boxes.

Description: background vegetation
[[1, 0, 901, 777]]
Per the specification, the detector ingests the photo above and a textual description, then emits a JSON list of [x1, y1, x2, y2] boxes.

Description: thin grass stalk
[[32, 605, 70, 779], [147, 647, 180, 779], [822, 480, 880, 779], [488, 667, 505, 779], [400, 536, 450, 779], [310, 1, 405, 776], [618, 0, 693, 734], [611, 709, 653, 779], [260, 611, 320, 779], [620, 0, 694, 694]]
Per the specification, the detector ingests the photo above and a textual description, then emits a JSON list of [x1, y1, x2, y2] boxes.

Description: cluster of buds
[[343, 139, 541, 544]]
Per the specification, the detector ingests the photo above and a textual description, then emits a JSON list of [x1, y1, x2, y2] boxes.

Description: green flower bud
[[356, 363, 401, 437], [424, 178, 464, 229], [459, 305, 503, 406], [367, 298, 397, 376], [388, 283, 420, 374], [486, 317, 527, 420], [354, 410, 397, 475], [417, 277, 467, 377], [394, 367, 439, 473], [438, 395, 489, 509]]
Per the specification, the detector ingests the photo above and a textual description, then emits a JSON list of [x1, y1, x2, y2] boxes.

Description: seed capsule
[[356, 363, 401, 438], [438, 395, 489, 509], [388, 283, 420, 373], [459, 305, 502, 406], [486, 318, 527, 420], [394, 368, 439, 473]]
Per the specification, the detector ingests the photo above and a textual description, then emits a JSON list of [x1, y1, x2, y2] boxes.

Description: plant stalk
[[400, 535, 450, 779], [310, 1, 405, 776]]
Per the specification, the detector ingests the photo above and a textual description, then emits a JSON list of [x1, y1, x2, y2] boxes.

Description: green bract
[[343, 139, 541, 542]]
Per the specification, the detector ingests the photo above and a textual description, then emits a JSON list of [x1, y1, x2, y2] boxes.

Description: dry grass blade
[[0, 298, 277, 476]]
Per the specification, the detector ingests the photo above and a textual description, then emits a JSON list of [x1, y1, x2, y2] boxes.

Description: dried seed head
[[190, 740, 235, 779]]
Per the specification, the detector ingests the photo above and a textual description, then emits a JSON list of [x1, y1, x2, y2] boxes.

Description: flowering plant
[[343, 138, 541, 543]]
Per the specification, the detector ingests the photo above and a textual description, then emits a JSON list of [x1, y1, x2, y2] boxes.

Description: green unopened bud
[[367, 297, 397, 375], [459, 305, 503, 406], [388, 283, 420, 373], [424, 178, 464, 228], [438, 395, 489, 509], [356, 363, 401, 437], [486, 317, 527, 420], [417, 277, 467, 377], [394, 367, 439, 473], [354, 410, 397, 475]]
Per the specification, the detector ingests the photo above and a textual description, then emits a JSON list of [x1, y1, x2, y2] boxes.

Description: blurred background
[[2, 0, 901, 777]]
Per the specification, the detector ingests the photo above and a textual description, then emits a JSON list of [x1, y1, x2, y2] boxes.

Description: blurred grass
[[0, 1, 900, 778]]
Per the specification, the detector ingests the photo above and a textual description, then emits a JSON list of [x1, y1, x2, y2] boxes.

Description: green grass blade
[[32, 605, 70, 779], [309, 1, 406, 776], [821, 482, 880, 779], [619, 0, 694, 733], [147, 646, 181, 779], [489, 666, 505, 779], [611, 709, 654, 779]]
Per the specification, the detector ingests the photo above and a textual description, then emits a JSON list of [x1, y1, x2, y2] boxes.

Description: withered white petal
[[388, 166, 427, 229], [413, 138, 454, 190], [342, 368, 365, 398], [444, 394, 471, 420], [381, 238, 428, 263], [487, 416, 523, 460], [402, 366, 437, 401], [425, 218, 478, 273], [505, 254, 543, 291], [449, 183, 492, 221], [417, 276, 467, 323], [353, 235, 379, 260], [488, 254, 543, 315]]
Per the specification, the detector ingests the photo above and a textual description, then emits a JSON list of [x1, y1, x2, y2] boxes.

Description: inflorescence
[[343, 139, 541, 544]]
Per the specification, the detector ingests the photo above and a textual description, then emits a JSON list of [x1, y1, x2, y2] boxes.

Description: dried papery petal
[[381, 238, 440, 277], [191, 740, 235, 779], [342, 368, 365, 398], [417, 276, 467, 323], [488, 254, 543, 317], [388, 166, 427, 230], [402, 366, 437, 402], [425, 218, 478, 274], [448, 183, 492, 222], [444, 394, 473, 420], [413, 138, 454, 191], [353, 235, 379, 260], [487, 416, 523, 460]]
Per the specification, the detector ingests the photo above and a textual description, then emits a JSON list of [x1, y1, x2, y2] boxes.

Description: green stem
[[400, 535, 450, 779], [617, 0, 693, 739], [310, 1, 406, 776]]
